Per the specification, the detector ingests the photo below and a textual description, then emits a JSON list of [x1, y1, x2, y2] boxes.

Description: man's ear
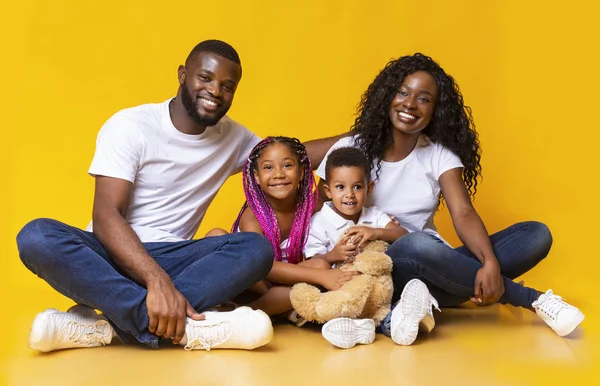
[[367, 181, 374, 195], [178, 65, 186, 85], [323, 183, 333, 200]]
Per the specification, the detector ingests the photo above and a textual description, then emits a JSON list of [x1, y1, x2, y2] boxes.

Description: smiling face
[[254, 142, 304, 203], [178, 52, 241, 127], [389, 71, 438, 135], [324, 166, 373, 223]]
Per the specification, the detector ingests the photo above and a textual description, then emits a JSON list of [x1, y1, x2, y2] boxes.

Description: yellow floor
[[1, 297, 598, 386]]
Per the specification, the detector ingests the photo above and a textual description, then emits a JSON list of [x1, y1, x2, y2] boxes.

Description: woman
[[316, 53, 583, 347]]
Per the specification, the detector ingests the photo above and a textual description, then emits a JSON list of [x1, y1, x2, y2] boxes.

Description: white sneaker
[[322, 318, 375, 349], [391, 279, 440, 346], [67, 304, 99, 318], [183, 306, 273, 351], [532, 290, 584, 337], [29, 308, 113, 352]]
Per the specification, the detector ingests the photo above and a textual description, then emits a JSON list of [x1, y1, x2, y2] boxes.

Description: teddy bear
[[289, 239, 393, 326]]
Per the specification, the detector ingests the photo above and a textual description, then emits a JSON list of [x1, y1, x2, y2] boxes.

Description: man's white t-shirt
[[87, 99, 261, 242], [304, 202, 393, 258], [315, 136, 464, 245]]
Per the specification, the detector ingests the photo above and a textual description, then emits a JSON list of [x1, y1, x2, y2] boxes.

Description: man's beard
[[180, 84, 228, 127]]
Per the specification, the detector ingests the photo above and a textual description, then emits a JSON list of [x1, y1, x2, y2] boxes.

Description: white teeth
[[201, 98, 217, 106], [399, 112, 416, 120]]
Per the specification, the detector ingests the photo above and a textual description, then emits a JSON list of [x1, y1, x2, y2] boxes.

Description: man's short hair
[[185, 39, 241, 67]]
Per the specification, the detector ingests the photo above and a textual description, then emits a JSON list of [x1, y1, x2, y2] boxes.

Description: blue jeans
[[380, 221, 552, 336], [16, 218, 274, 348]]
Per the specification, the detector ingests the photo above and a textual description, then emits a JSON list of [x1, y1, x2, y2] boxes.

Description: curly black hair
[[325, 147, 371, 182], [351, 53, 481, 199]]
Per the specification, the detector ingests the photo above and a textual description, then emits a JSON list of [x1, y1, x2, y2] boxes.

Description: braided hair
[[232, 136, 316, 264]]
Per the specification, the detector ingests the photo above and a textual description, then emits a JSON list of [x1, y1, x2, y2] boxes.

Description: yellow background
[[2, 0, 599, 379]]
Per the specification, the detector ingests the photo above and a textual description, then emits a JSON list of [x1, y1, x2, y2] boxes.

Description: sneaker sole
[[29, 308, 60, 352], [556, 311, 585, 337], [391, 279, 434, 346], [322, 318, 375, 349]]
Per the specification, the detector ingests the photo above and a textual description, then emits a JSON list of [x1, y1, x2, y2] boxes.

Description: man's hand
[[325, 235, 357, 263], [345, 226, 381, 248], [318, 269, 361, 290], [471, 263, 505, 305], [146, 277, 204, 344]]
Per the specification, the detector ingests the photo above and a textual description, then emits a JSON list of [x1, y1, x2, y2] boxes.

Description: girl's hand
[[319, 269, 361, 290], [345, 226, 381, 248], [471, 263, 505, 305]]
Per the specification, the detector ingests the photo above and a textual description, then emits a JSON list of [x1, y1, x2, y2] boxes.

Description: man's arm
[[304, 133, 349, 170], [92, 176, 202, 344]]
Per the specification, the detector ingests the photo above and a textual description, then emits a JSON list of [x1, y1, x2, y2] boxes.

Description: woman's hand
[[471, 262, 505, 305]]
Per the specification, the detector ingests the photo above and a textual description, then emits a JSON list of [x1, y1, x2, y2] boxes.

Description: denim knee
[[233, 232, 274, 275], [16, 218, 59, 271], [525, 221, 553, 259]]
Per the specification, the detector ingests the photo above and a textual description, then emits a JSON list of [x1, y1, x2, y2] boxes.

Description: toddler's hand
[[345, 226, 381, 248]]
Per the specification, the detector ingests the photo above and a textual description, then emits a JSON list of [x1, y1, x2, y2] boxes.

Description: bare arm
[[440, 168, 504, 304], [439, 169, 497, 266], [304, 133, 349, 171], [92, 176, 202, 344], [375, 221, 409, 244], [92, 176, 166, 285]]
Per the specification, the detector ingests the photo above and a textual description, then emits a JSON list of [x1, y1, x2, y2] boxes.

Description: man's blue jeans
[[16, 218, 274, 348], [380, 221, 552, 336]]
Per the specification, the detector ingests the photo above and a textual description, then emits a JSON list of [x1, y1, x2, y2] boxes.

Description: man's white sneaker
[[67, 304, 99, 318], [390, 279, 440, 346], [532, 290, 584, 337], [183, 306, 273, 351], [29, 308, 113, 352], [321, 318, 375, 349]]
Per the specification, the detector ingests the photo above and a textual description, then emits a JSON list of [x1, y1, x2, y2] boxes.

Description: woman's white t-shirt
[[315, 136, 464, 244]]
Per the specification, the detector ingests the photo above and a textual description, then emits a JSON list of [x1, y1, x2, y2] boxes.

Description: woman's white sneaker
[[390, 279, 440, 346], [183, 306, 273, 351], [29, 308, 113, 352], [532, 290, 584, 337], [321, 318, 375, 349]]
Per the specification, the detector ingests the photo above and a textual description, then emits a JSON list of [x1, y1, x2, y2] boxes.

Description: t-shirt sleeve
[[435, 144, 464, 179], [315, 136, 355, 181], [235, 126, 262, 173], [372, 207, 394, 228], [88, 112, 144, 183], [303, 216, 330, 258]]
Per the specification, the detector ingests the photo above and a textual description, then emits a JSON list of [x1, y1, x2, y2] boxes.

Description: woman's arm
[[439, 168, 504, 304]]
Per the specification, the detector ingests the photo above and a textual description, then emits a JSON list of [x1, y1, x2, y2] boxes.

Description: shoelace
[[184, 321, 231, 351], [67, 320, 111, 346], [535, 292, 567, 320], [430, 296, 441, 312]]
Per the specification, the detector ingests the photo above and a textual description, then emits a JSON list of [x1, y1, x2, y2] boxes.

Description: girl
[[233, 136, 360, 321], [316, 54, 584, 346]]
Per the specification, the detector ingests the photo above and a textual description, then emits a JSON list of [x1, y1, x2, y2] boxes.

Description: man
[[17, 40, 338, 352]]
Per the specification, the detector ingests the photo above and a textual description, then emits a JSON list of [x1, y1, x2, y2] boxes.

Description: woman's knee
[[387, 231, 445, 261], [522, 221, 553, 262]]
